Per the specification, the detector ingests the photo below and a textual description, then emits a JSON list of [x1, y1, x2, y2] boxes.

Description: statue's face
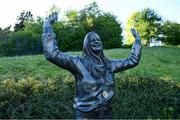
[[89, 33, 102, 52]]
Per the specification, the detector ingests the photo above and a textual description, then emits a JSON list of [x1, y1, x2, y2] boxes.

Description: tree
[[125, 12, 140, 45], [162, 20, 180, 45], [80, 1, 101, 18], [78, 2, 122, 48], [24, 16, 43, 34], [93, 12, 122, 48], [0, 26, 12, 56], [125, 8, 162, 45], [53, 1, 122, 51], [65, 10, 79, 26], [1, 2, 123, 56], [0, 26, 11, 41], [23, 16, 44, 53], [14, 11, 34, 31], [79, 1, 101, 32]]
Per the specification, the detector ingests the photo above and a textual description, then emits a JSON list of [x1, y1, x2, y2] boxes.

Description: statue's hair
[[82, 32, 111, 68]]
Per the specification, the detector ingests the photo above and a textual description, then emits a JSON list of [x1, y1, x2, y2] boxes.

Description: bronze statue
[[42, 12, 142, 119]]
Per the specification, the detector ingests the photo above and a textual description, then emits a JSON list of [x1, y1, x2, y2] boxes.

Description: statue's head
[[82, 31, 111, 69], [83, 32, 103, 53], [82, 31, 105, 64]]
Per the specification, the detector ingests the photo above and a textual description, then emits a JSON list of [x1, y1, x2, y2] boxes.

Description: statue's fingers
[[131, 28, 135, 32], [54, 13, 58, 20], [52, 12, 56, 16], [54, 12, 58, 18], [130, 28, 133, 33], [131, 28, 135, 36], [55, 11, 58, 15], [54, 11, 58, 15]]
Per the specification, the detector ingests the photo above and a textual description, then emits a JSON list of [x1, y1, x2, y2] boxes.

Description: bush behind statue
[[0, 30, 43, 56], [0, 2, 122, 57]]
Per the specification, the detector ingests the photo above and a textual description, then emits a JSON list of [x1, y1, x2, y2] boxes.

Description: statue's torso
[[73, 57, 115, 112]]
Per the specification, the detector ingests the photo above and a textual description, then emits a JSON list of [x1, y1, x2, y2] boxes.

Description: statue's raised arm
[[42, 12, 78, 73], [110, 28, 142, 73]]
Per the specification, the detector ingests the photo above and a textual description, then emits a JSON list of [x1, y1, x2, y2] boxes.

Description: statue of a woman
[[42, 12, 142, 119]]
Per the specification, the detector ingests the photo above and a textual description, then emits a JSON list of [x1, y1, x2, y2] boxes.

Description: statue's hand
[[44, 12, 58, 26], [131, 28, 141, 44]]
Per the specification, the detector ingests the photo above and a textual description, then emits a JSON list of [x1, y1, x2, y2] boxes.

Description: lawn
[[0, 46, 179, 82], [0, 46, 179, 119]]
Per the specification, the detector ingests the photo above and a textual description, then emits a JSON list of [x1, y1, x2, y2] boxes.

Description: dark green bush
[[0, 74, 179, 119], [0, 31, 43, 56], [113, 74, 180, 119], [0, 77, 74, 119]]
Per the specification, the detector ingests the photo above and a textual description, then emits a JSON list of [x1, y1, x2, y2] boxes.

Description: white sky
[[0, 0, 179, 29]]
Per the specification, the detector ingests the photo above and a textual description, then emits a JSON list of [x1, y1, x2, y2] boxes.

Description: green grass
[[107, 46, 180, 82], [0, 46, 180, 82], [0, 47, 180, 119]]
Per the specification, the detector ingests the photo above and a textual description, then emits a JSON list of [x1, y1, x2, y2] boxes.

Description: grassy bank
[[0, 46, 180, 82], [0, 47, 179, 118]]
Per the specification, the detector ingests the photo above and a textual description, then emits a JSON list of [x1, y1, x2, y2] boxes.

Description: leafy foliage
[[93, 12, 122, 48], [0, 77, 74, 118], [0, 26, 12, 56], [0, 2, 122, 56], [162, 20, 180, 45], [0, 75, 179, 119], [125, 8, 162, 45], [0, 30, 42, 56], [0, 13, 43, 56], [53, 2, 122, 51], [113, 74, 180, 119], [14, 11, 34, 32]]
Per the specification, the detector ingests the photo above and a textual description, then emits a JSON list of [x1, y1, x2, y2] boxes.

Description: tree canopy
[[14, 11, 34, 32], [0, 2, 122, 56], [0, 3, 179, 57], [125, 8, 162, 45], [162, 20, 180, 45]]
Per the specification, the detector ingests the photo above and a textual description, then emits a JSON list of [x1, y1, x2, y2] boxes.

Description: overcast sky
[[0, 0, 179, 29]]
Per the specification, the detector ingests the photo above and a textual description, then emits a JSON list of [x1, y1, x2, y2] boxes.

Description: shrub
[[113, 74, 180, 119], [0, 74, 179, 119], [0, 77, 74, 119]]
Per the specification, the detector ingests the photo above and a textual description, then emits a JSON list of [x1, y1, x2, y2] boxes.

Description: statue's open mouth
[[92, 44, 101, 47]]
